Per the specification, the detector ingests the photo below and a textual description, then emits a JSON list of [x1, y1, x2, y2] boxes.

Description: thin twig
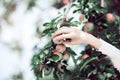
[[64, 0, 74, 19]]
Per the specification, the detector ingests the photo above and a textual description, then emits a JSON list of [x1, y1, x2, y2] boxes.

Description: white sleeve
[[98, 39, 120, 72]]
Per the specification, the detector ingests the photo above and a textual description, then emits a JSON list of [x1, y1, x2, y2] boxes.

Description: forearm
[[98, 39, 120, 71], [87, 34, 120, 71]]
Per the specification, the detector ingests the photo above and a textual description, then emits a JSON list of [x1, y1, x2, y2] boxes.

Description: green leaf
[[51, 55, 60, 61], [68, 17, 74, 22], [72, 21, 81, 25], [72, 4, 81, 8], [63, 8, 67, 12], [50, 15, 62, 26], [66, 47, 76, 56], [43, 41, 52, 50], [98, 73, 106, 80], [103, 23, 108, 27], [31, 54, 41, 66], [43, 22, 51, 27], [79, 57, 97, 72], [106, 73, 112, 78], [39, 50, 46, 59], [36, 72, 43, 79], [83, 0, 90, 8], [27, 0, 36, 10], [41, 27, 54, 36], [87, 69, 97, 77], [42, 66, 52, 76]]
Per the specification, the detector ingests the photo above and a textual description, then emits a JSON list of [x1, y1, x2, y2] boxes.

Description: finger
[[62, 40, 72, 45], [53, 33, 72, 42], [52, 27, 70, 38]]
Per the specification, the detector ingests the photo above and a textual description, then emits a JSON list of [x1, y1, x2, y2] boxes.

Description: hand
[[52, 27, 101, 49], [52, 27, 90, 45]]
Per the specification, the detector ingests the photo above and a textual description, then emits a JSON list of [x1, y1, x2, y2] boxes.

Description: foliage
[[31, 0, 120, 80]]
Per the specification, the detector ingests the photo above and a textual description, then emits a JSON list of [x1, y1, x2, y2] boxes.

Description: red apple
[[82, 54, 89, 60], [106, 13, 115, 23], [62, 0, 69, 5], [56, 44, 66, 53], [63, 51, 70, 60]]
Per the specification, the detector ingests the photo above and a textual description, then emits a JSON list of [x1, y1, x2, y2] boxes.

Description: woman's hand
[[52, 27, 90, 45], [52, 27, 101, 49]]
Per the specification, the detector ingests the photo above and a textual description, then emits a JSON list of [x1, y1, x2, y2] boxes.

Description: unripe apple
[[81, 54, 89, 60], [106, 13, 115, 23], [79, 14, 85, 22], [56, 44, 66, 53], [63, 51, 70, 60], [83, 22, 94, 33]]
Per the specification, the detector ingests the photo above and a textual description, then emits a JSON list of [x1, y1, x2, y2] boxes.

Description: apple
[[106, 13, 115, 23], [82, 54, 89, 60], [55, 44, 66, 53], [63, 51, 70, 60], [62, 0, 69, 5], [53, 50, 63, 59], [79, 14, 85, 22], [83, 22, 94, 33]]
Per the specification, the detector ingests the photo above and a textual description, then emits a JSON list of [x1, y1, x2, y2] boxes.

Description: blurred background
[[0, 0, 69, 80]]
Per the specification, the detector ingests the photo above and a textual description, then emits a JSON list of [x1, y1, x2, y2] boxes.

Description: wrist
[[86, 34, 101, 49]]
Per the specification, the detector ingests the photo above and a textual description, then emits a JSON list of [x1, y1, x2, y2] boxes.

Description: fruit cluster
[[53, 40, 70, 61], [80, 13, 116, 34]]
